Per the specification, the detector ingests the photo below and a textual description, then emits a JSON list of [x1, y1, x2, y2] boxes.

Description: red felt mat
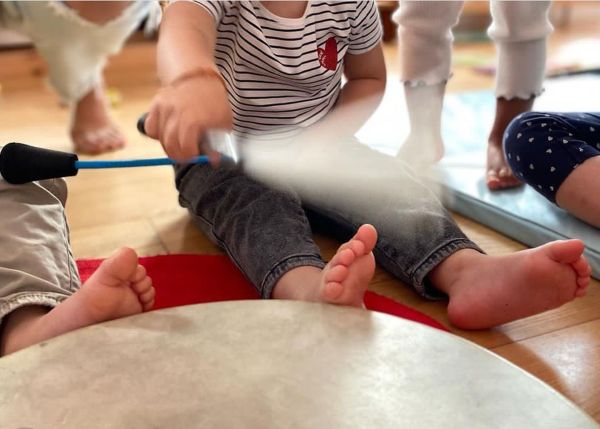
[[77, 254, 447, 331]]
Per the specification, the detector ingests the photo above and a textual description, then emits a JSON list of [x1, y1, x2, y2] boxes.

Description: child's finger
[[206, 148, 223, 167], [163, 120, 184, 161], [144, 107, 160, 139], [178, 137, 201, 162], [179, 121, 203, 160]]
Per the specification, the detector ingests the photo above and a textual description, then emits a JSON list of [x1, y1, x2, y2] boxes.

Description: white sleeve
[[171, 0, 225, 23], [488, 1, 553, 99], [348, 0, 383, 55], [392, 0, 464, 86]]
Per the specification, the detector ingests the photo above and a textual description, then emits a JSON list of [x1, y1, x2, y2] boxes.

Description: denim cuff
[[260, 254, 326, 299], [412, 239, 485, 300]]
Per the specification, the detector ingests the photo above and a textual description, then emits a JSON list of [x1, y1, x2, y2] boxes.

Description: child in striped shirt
[[145, 1, 590, 330]]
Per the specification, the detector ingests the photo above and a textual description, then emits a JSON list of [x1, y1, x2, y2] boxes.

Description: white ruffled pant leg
[[392, 0, 552, 97], [3, 1, 161, 104], [489, 1, 553, 100], [393, 0, 464, 86]]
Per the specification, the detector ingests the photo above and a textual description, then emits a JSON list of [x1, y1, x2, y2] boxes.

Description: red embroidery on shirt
[[317, 37, 338, 71]]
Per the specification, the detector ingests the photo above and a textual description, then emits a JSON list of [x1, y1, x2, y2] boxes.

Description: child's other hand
[[144, 77, 233, 161]]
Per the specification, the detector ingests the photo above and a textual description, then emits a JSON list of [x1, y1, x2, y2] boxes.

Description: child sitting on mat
[[145, 0, 591, 329], [0, 171, 155, 356], [504, 111, 600, 229]]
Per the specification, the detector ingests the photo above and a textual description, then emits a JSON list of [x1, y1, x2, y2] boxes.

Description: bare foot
[[318, 224, 377, 307], [272, 224, 377, 308], [74, 247, 155, 324], [0, 248, 154, 355], [486, 139, 523, 190], [397, 133, 445, 167], [434, 241, 590, 330], [71, 85, 126, 154]]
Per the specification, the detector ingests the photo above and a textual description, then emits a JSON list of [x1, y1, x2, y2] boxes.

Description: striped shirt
[[187, 0, 382, 139]]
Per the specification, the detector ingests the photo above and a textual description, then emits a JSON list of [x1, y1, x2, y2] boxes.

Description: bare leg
[[487, 0, 550, 189], [0, 247, 154, 356], [555, 156, 600, 228], [429, 241, 590, 330], [64, 1, 133, 154], [272, 224, 377, 308], [64, 1, 133, 24], [487, 97, 534, 190]]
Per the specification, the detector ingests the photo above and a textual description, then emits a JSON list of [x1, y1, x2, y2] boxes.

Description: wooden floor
[[1, 8, 600, 422]]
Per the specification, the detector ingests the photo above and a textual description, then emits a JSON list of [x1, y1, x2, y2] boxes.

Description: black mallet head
[[0, 143, 79, 185]]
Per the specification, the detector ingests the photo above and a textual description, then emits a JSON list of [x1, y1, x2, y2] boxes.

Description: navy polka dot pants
[[504, 112, 600, 203]]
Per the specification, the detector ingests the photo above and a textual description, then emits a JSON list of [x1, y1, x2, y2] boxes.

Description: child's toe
[[133, 277, 153, 295], [330, 248, 355, 268], [133, 265, 147, 283], [142, 298, 155, 312], [324, 282, 343, 301], [325, 265, 348, 284], [140, 288, 155, 306]]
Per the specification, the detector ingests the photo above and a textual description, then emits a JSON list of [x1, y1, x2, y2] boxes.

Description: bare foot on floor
[[318, 224, 377, 307], [0, 248, 154, 355], [440, 240, 590, 330], [71, 85, 126, 154], [487, 140, 522, 190]]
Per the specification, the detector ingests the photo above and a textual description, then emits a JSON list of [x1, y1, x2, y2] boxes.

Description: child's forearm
[[320, 78, 386, 137], [157, 2, 218, 85], [145, 2, 233, 161]]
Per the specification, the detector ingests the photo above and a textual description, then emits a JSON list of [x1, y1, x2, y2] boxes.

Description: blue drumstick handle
[[75, 156, 210, 169]]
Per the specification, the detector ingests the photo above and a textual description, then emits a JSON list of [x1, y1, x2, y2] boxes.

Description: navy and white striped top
[[185, 0, 382, 139]]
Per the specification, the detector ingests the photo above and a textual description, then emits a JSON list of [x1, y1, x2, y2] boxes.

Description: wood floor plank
[[70, 218, 167, 259], [150, 208, 223, 255], [493, 319, 600, 422]]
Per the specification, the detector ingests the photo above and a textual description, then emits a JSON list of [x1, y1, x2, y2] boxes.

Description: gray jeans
[[176, 142, 481, 299]]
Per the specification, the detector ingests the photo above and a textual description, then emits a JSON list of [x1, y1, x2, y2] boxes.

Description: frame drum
[[0, 301, 597, 428]]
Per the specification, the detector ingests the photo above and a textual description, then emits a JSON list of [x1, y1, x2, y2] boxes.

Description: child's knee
[[394, 1, 464, 35], [503, 112, 536, 157], [503, 112, 543, 185], [489, 1, 552, 43]]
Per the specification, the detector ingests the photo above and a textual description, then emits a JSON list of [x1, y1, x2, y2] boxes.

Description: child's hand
[[144, 75, 233, 161]]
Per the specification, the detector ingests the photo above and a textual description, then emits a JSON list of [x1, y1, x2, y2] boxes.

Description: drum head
[[0, 301, 597, 428]]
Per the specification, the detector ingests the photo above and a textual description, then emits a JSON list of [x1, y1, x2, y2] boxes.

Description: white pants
[[394, 1, 553, 99], [1, 1, 161, 103]]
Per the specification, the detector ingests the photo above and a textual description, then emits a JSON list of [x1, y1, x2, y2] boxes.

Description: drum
[[0, 301, 597, 428]]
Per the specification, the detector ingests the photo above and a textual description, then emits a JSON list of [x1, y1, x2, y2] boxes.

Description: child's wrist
[[168, 67, 225, 88]]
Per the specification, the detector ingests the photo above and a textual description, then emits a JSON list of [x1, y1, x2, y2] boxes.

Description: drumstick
[[0, 142, 210, 185], [1, 112, 240, 185]]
